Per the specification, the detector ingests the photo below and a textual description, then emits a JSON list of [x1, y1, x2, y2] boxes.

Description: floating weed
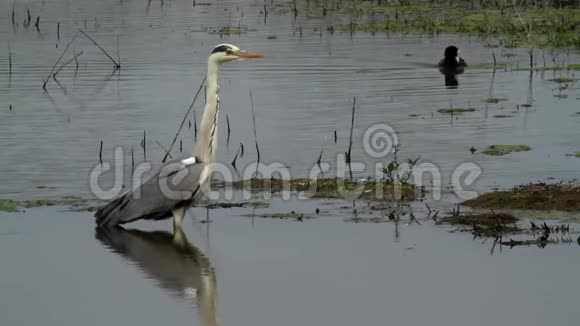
[[482, 144, 531, 156], [513, 64, 580, 71], [492, 114, 514, 118], [438, 108, 476, 115], [201, 25, 250, 35], [0, 197, 99, 212], [244, 212, 314, 220], [344, 216, 389, 223], [0, 199, 20, 212], [248, 201, 270, 208], [466, 64, 507, 70], [484, 97, 508, 104], [549, 77, 577, 84]]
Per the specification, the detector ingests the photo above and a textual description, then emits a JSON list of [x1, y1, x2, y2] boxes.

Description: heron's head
[[209, 44, 264, 64], [444, 46, 460, 62]]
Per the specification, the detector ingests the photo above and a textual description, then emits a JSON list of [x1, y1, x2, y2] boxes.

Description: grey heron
[[95, 44, 264, 229], [96, 226, 219, 326]]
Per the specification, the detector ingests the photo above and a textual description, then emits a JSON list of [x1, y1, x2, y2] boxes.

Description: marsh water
[[1, 0, 580, 325]]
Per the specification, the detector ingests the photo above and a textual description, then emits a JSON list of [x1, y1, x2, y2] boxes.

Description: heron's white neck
[[195, 59, 220, 163]]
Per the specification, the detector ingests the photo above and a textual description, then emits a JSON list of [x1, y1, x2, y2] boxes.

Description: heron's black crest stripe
[[211, 45, 231, 54]]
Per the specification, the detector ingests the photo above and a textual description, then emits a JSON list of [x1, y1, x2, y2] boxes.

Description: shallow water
[[1, 1, 580, 325], [1, 0, 579, 200], [0, 204, 579, 326]]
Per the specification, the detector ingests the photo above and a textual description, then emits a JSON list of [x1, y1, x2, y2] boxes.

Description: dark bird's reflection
[[96, 227, 219, 326]]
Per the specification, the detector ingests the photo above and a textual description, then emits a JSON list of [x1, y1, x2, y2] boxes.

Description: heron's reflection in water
[[96, 227, 219, 326]]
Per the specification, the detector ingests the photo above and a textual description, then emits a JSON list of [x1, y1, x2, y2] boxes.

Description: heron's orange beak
[[235, 51, 265, 59]]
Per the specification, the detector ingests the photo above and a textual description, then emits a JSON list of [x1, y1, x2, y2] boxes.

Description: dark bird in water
[[438, 46, 467, 88]]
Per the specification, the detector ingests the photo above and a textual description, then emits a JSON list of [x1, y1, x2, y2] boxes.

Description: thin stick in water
[[79, 29, 120, 69], [43, 33, 78, 91], [57, 22, 60, 40], [162, 76, 206, 163], [11, 0, 15, 26], [34, 16, 39, 32], [193, 111, 198, 139], [226, 114, 231, 146], [180, 139, 183, 153], [154, 139, 172, 159], [53, 51, 83, 78], [131, 146, 135, 175], [346, 97, 356, 164], [25, 8, 30, 27], [231, 143, 242, 170], [116, 35, 120, 67], [142, 130, 147, 161], [316, 146, 324, 167], [99, 140, 103, 164], [333, 130, 337, 144], [8, 41, 12, 82], [240, 142, 244, 158], [249, 90, 260, 164], [346, 97, 356, 179]]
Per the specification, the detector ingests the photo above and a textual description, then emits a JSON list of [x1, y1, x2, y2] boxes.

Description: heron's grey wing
[[95, 157, 207, 226]]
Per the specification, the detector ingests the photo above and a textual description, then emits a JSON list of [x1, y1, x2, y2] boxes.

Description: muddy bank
[[462, 182, 580, 211]]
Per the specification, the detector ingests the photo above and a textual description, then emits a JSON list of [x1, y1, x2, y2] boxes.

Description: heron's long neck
[[195, 60, 220, 163]]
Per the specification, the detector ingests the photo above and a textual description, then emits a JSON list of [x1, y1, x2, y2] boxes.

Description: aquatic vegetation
[[248, 201, 271, 208], [244, 212, 314, 220], [492, 114, 514, 118], [462, 182, 580, 212], [0, 199, 20, 212], [466, 63, 508, 70], [577, 152, 580, 158], [438, 108, 476, 114], [482, 144, 531, 156], [197, 25, 250, 35], [443, 211, 518, 226], [290, 0, 580, 48], [0, 197, 99, 212], [549, 77, 577, 84], [484, 97, 508, 104], [214, 177, 417, 201], [344, 217, 389, 223]]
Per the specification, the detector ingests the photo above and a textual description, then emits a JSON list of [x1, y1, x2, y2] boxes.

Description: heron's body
[[95, 44, 263, 229]]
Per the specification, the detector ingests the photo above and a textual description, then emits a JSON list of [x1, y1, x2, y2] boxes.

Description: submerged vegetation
[[0, 197, 98, 212], [290, 0, 580, 48], [484, 97, 508, 103], [438, 107, 476, 114], [482, 144, 531, 155], [344, 216, 390, 223]]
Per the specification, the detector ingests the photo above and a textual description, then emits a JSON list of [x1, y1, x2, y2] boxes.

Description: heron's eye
[[225, 49, 234, 55]]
